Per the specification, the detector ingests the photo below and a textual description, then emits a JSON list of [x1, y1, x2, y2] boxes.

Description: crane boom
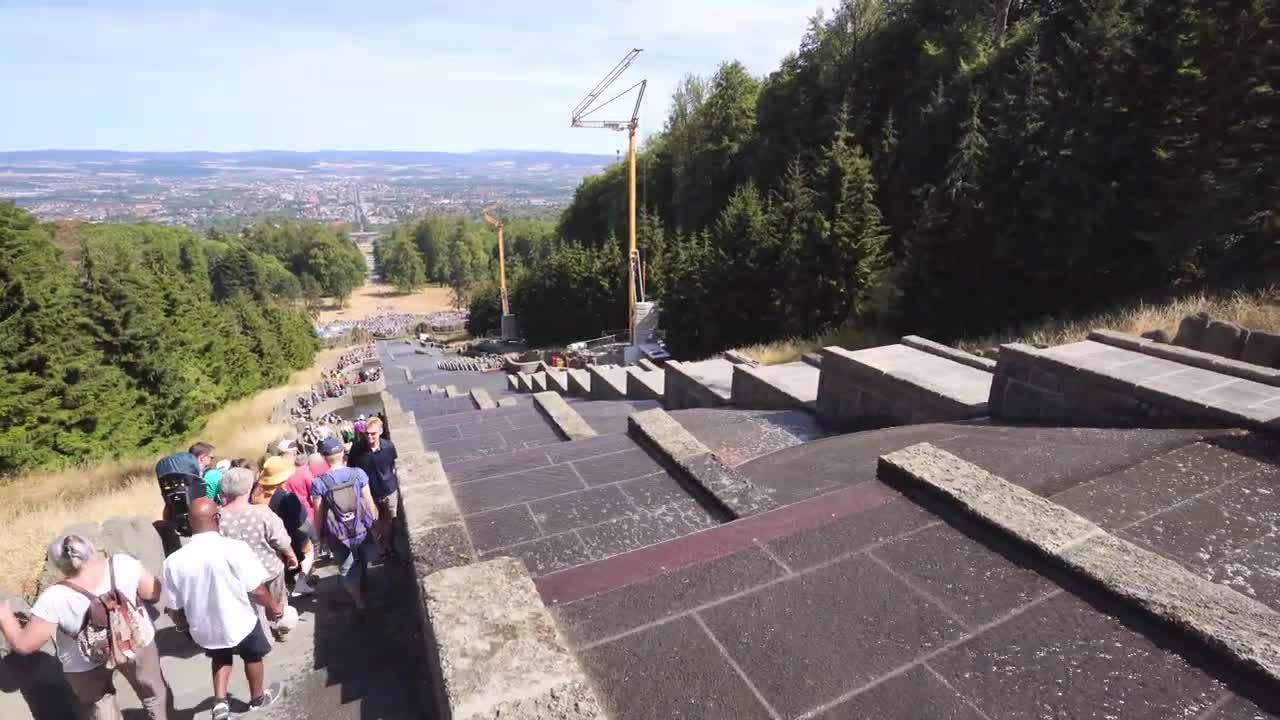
[[482, 204, 510, 317], [571, 48, 642, 123]]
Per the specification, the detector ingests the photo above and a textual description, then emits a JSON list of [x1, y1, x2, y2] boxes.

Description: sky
[[0, 0, 830, 155]]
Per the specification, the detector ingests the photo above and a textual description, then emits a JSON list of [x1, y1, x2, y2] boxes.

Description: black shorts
[[205, 621, 271, 664]]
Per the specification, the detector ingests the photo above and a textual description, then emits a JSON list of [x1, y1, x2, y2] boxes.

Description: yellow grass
[[0, 346, 350, 600], [316, 279, 454, 324], [737, 287, 1280, 365]]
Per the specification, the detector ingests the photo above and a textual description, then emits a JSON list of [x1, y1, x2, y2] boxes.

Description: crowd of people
[[437, 354, 504, 372], [315, 310, 467, 341], [1, 413, 404, 720]]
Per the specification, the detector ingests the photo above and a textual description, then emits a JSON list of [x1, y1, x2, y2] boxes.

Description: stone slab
[[507, 375, 519, 392], [530, 371, 548, 392], [545, 368, 570, 394], [470, 387, 497, 410], [587, 366, 627, 400], [479, 532, 594, 577], [566, 369, 591, 396], [533, 391, 598, 441], [444, 385, 462, 398], [628, 408, 778, 518], [497, 397, 518, 407], [879, 442, 1280, 685], [465, 504, 543, 553], [452, 464, 586, 514], [1090, 329, 1280, 387], [421, 558, 605, 720], [834, 343, 993, 407], [901, 334, 997, 371], [813, 665, 986, 720], [731, 361, 819, 411], [663, 358, 734, 409], [572, 447, 665, 486], [624, 367, 665, 401], [636, 358, 659, 372]]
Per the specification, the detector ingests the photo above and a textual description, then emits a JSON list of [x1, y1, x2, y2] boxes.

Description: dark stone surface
[[421, 424, 462, 442], [1119, 474, 1280, 572], [573, 447, 665, 486], [572, 399, 663, 435], [1173, 312, 1211, 348], [1141, 328, 1172, 344], [872, 522, 1057, 627], [423, 431, 510, 463], [700, 553, 965, 718], [408, 522, 474, 576], [501, 421, 562, 446], [765, 497, 935, 571], [931, 592, 1228, 720], [480, 531, 592, 577], [618, 472, 703, 509], [445, 445, 553, 484], [811, 665, 987, 720], [554, 548, 785, 646], [578, 616, 774, 720], [544, 433, 636, 463], [451, 463, 585, 514], [463, 503, 542, 553], [528, 485, 636, 535], [576, 503, 718, 560], [671, 407, 826, 467], [1242, 330, 1280, 368], [1207, 531, 1280, 611]]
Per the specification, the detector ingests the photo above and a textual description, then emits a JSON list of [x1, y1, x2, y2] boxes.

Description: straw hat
[[260, 455, 293, 488]]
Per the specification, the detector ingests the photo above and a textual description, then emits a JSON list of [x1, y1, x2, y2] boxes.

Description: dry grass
[[738, 287, 1280, 365], [0, 346, 350, 600], [316, 280, 454, 324]]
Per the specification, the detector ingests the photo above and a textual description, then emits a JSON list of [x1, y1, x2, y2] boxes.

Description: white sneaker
[[291, 576, 315, 597]]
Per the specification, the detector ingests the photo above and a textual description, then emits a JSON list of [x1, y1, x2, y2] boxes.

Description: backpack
[[318, 469, 372, 548], [60, 557, 147, 670]]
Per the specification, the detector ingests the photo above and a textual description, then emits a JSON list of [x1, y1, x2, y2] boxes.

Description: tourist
[[279, 440, 316, 526], [189, 441, 217, 504], [0, 534, 174, 720], [259, 459, 316, 597], [348, 416, 400, 560], [307, 452, 328, 479], [218, 467, 297, 640], [204, 459, 231, 502], [161, 499, 284, 719], [311, 437, 378, 613]]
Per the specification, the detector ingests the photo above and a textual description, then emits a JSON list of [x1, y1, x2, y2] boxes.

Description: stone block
[[1241, 331, 1280, 369], [422, 558, 605, 720], [470, 388, 497, 411], [566, 369, 591, 396], [444, 385, 462, 398], [587, 366, 627, 401], [1172, 312, 1210, 348], [545, 368, 570, 394], [507, 375, 519, 392], [532, 392, 597, 441], [625, 368, 665, 402], [1000, 380, 1043, 421], [1200, 319, 1247, 358], [1141, 329, 1171, 343], [1028, 367, 1061, 393], [497, 397, 518, 408], [530, 372, 548, 393]]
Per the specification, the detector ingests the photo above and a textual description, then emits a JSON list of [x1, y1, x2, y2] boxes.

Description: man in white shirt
[[161, 498, 284, 720]]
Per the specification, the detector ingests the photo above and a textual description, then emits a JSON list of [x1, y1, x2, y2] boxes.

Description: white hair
[[220, 467, 256, 500], [47, 534, 98, 577]]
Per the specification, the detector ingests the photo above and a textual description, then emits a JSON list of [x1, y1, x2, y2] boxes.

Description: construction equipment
[[482, 204, 518, 341], [571, 48, 647, 347]]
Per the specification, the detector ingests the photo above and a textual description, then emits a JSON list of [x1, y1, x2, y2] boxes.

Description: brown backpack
[[59, 557, 146, 669]]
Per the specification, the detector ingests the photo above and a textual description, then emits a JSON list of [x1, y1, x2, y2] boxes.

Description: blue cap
[[318, 437, 344, 456]]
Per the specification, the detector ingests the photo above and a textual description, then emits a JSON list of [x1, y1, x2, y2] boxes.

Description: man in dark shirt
[[348, 416, 399, 560]]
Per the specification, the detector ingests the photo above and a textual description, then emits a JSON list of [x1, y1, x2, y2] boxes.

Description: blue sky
[[0, 0, 829, 154]]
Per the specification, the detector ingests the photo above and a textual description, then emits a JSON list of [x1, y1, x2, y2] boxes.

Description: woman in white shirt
[[0, 534, 173, 720]]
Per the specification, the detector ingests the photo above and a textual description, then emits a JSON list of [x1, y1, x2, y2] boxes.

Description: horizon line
[[0, 147, 616, 157]]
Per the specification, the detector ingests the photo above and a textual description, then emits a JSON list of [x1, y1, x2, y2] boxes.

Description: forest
[[434, 0, 1275, 357], [0, 206, 366, 473]]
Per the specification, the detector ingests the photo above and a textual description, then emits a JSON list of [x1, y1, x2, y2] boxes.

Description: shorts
[[206, 621, 271, 664], [329, 539, 372, 588]]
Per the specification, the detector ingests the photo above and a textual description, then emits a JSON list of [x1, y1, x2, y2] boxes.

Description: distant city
[[0, 149, 613, 229]]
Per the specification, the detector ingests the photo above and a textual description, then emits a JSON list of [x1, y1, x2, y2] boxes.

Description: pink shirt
[[285, 465, 315, 524]]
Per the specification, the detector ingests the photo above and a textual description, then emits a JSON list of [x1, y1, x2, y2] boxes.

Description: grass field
[[0, 347, 348, 600], [737, 288, 1280, 365], [316, 280, 454, 324]]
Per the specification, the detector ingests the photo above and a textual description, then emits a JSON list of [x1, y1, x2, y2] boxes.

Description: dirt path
[[316, 281, 455, 324]]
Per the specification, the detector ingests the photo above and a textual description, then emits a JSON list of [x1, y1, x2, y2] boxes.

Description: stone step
[[664, 358, 735, 409], [507, 374, 519, 392], [625, 367, 665, 401], [516, 372, 535, 393], [444, 384, 462, 398], [546, 367, 571, 394], [636, 358, 660, 372], [588, 365, 628, 400], [731, 361, 819, 411], [530, 370, 548, 392], [817, 342, 993, 431], [566, 368, 592, 396], [470, 387, 497, 410], [992, 339, 1280, 433]]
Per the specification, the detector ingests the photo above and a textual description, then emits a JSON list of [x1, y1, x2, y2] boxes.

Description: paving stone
[[618, 472, 702, 510], [426, 432, 511, 463], [811, 665, 987, 720], [544, 433, 637, 463], [573, 447, 666, 486], [1202, 694, 1278, 719], [931, 592, 1227, 720], [578, 616, 774, 720], [451, 464, 585, 514], [765, 497, 935, 571], [576, 503, 718, 560], [445, 445, 553, 484], [464, 504, 543, 553], [872, 522, 1057, 627], [481, 532, 592, 577], [1119, 477, 1280, 572], [529, 485, 636, 535], [553, 548, 785, 646], [505, 409, 551, 429], [1206, 532, 1280, 611], [421, 424, 462, 442], [700, 553, 965, 718]]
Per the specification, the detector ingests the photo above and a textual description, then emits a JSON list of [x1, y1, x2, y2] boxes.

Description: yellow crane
[[482, 204, 509, 317], [571, 48, 647, 346]]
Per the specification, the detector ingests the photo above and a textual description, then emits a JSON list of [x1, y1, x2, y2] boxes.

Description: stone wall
[[816, 347, 987, 430], [988, 343, 1203, 428], [663, 361, 730, 410]]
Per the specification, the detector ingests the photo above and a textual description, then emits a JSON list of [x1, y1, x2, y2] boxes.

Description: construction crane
[[571, 48, 647, 346], [482, 204, 510, 317]]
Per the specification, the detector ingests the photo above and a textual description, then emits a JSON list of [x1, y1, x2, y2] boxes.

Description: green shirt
[[202, 469, 224, 501]]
